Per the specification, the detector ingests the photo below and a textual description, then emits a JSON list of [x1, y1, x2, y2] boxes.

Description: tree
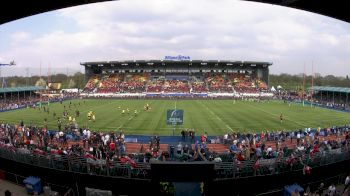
[[73, 72, 85, 89], [35, 78, 47, 87], [10, 81, 16, 87], [68, 79, 76, 88]]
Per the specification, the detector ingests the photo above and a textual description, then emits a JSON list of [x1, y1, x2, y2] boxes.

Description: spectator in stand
[[4, 190, 12, 196], [177, 142, 183, 155], [343, 174, 350, 194], [0, 119, 349, 180], [291, 189, 300, 196], [327, 184, 336, 196]]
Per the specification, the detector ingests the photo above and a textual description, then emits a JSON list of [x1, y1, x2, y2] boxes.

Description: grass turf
[[1, 99, 349, 136]]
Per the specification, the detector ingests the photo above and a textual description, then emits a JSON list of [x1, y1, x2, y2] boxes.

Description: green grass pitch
[[1, 99, 349, 136]]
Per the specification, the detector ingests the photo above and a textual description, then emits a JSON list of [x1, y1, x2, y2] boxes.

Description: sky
[[0, 0, 350, 77]]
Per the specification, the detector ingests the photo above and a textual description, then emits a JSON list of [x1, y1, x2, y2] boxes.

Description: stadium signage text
[[164, 55, 191, 61], [166, 109, 184, 125]]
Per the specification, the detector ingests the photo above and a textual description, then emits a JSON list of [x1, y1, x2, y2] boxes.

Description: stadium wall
[[0, 156, 154, 195], [207, 158, 350, 195], [0, 155, 349, 195]]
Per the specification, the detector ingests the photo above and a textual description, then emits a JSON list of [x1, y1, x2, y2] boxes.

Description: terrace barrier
[[0, 145, 349, 195]]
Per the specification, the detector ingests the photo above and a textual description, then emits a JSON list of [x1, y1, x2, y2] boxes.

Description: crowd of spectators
[[121, 73, 149, 93], [0, 98, 33, 111], [205, 73, 233, 93], [84, 75, 101, 93], [83, 73, 269, 94], [228, 73, 267, 94], [0, 118, 349, 181], [146, 79, 164, 92], [163, 80, 190, 93], [0, 95, 49, 111], [191, 81, 208, 93], [96, 74, 123, 93]]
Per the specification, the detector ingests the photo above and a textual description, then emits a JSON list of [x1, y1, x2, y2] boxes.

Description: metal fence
[[0, 148, 152, 180], [0, 146, 349, 181], [214, 147, 350, 179]]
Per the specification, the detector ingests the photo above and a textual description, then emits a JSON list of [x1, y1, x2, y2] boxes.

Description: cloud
[[0, 0, 350, 76], [10, 32, 31, 47]]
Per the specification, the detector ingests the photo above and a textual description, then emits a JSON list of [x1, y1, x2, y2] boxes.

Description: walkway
[[0, 179, 27, 196]]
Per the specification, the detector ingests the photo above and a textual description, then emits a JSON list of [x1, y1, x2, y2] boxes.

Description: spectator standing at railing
[[327, 184, 336, 196], [155, 135, 160, 149], [177, 142, 183, 155], [343, 174, 350, 194], [181, 130, 185, 141]]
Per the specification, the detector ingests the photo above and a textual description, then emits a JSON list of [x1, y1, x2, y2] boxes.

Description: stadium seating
[[146, 79, 164, 93], [121, 73, 149, 93], [83, 72, 270, 94], [163, 80, 190, 93], [84, 75, 101, 93], [0, 118, 349, 182], [191, 81, 208, 93], [96, 74, 124, 93], [205, 73, 234, 93]]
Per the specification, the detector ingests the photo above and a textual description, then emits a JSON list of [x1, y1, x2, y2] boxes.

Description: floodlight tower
[[0, 60, 16, 88]]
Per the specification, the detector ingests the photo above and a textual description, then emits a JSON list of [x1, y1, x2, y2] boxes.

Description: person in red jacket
[[109, 141, 115, 152]]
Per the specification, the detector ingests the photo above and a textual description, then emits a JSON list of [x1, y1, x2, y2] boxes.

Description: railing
[[214, 147, 350, 179], [64, 188, 75, 196], [0, 148, 152, 180], [0, 146, 349, 181]]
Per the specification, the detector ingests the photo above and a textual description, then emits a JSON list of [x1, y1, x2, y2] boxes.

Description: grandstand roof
[[0, 86, 45, 93], [309, 86, 350, 93], [81, 60, 272, 67]]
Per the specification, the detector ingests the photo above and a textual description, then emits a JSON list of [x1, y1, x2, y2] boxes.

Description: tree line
[[269, 73, 350, 91], [1, 72, 86, 89]]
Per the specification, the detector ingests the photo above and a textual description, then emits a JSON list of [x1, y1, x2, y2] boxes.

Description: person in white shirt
[[177, 142, 183, 154], [101, 135, 105, 144], [327, 184, 336, 196], [343, 174, 350, 194], [83, 129, 87, 138], [214, 157, 222, 162], [297, 145, 304, 152], [267, 146, 273, 153], [87, 129, 91, 139]]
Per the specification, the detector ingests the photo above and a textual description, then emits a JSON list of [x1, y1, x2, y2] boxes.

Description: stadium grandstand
[[1, 0, 350, 195], [1, 60, 350, 195], [81, 60, 272, 97], [0, 86, 45, 111], [309, 86, 350, 111]]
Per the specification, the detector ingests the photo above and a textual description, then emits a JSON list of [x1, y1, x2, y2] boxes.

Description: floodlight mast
[[0, 60, 16, 88]]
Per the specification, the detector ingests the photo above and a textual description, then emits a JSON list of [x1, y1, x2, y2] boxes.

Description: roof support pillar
[[346, 93, 348, 108]]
